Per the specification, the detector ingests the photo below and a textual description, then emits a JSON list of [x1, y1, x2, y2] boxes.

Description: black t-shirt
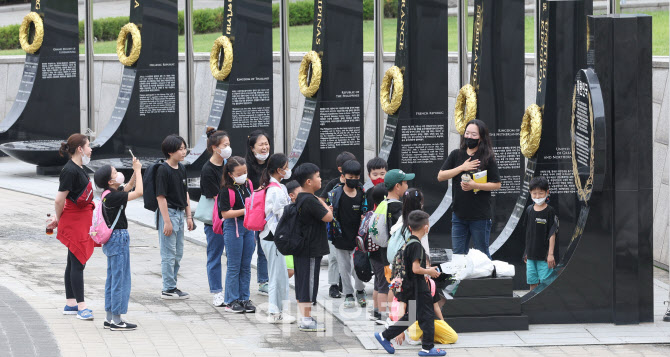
[[246, 158, 267, 189], [155, 163, 188, 209], [217, 182, 252, 218], [403, 236, 429, 297], [334, 189, 365, 250], [524, 204, 559, 262], [200, 160, 224, 199], [103, 191, 129, 230], [441, 149, 501, 220], [58, 160, 91, 203], [320, 177, 341, 199], [296, 192, 329, 257]]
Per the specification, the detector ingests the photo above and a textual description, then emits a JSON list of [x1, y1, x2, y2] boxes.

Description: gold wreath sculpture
[[520, 104, 543, 158], [298, 51, 322, 97], [116, 23, 142, 66], [380, 66, 404, 115], [19, 12, 44, 54], [454, 84, 477, 135], [210, 36, 233, 81]]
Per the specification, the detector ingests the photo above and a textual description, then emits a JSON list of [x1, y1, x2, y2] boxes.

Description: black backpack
[[143, 160, 166, 212], [274, 201, 305, 256], [353, 248, 373, 282]]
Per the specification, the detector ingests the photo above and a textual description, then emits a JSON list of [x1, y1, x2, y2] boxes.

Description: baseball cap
[[384, 169, 415, 190]]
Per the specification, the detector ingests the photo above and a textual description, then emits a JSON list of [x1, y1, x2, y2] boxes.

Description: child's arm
[[547, 233, 556, 269], [186, 192, 194, 231], [221, 208, 244, 219], [412, 260, 440, 278], [127, 158, 143, 201], [157, 196, 173, 236], [433, 302, 444, 320], [319, 196, 333, 222]]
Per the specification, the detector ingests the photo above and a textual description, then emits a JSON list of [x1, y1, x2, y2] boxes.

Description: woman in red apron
[[47, 133, 96, 320]]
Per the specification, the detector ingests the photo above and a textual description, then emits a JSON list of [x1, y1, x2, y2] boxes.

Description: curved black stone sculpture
[[374, 0, 451, 245], [184, 0, 274, 177], [86, 0, 179, 171], [287, 0, 364, 184], [0, 0, 80, 168]]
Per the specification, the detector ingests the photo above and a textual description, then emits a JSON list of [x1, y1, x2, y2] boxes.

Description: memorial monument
[[184, 0, 274, 176], [287, 0, 364, 184], [0, 0, 81, 172]]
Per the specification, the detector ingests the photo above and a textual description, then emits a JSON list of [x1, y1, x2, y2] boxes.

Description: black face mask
[[345, 179, 359, 189], [464, 138, 479, 149]]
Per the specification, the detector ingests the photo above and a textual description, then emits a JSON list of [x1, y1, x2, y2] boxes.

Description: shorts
[[526, 259, 556, 285], [294, 255, 322, 303], [285, 255, 294, 270], [370, 256, 390, 294]]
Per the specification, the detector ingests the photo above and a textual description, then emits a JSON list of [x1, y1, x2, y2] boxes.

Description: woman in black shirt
[[437, 119, 501, 258], [218, 156, 256, 313], [199, 127, 231, 307], [245, 129, 271, 294], [92, 157, 143, 330]]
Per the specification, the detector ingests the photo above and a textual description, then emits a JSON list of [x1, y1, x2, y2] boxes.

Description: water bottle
[[46, 213, 54, 235]]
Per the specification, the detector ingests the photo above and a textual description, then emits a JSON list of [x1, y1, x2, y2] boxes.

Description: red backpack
[[212, 180, 253, 236], [243, 182, 281, 231]]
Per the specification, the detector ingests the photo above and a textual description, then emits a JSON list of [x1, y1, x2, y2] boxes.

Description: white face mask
[[218, 146, 232, 160], [282, 168, 292, 180], [532, 196, 547, 205], [80, 148, 91, 165], [255, 152, 269, 161], [114, 172, 125, 185], [233, 174, 247, 185]]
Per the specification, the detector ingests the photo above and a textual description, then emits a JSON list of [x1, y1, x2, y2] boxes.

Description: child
[[218, 156, 256, 313], [326, 160, 368, 308], [367, 156, 388, 188], [156, 134, 195, 300], [285, 180, 302, 279], [368, 182, 387, 323], [320, 151, 356, 298], [293, 163, 334, 332], [375, 210, 445, 356], [523, 176, 559, 291], [258, 153, 296, 324], [93, 158, 143, 331]]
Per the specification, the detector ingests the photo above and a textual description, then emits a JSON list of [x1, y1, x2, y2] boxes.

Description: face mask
[[233, 174, 247, 185], [114, 172, 125, 185], [218, 146, 232, 160], [345, 179, 358, 189], [282, 168, 292, 180], [255, 152, 269, 161], [532, 196, 547, 205], [371, 177, 384, 186], [80, 148, 91, 165], [464, 137, 479, 149]]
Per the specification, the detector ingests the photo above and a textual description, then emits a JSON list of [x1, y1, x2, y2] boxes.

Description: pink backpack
[[89, 190, 123, 245], [212, 180, 253, 236], [243, 182, 281, 231]]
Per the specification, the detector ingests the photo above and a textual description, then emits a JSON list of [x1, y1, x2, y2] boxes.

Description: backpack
[[243, 182, 278, 231], [368, 199, 395, 248], [387, 218, 410, 262], [212, 180, 252, 235], [274, 200, 305, 256], [356, 211, 380, 252], [353, 248, 373, 282], [142, 160, 166, 212], [389, 238, 421, 294], [89, 190, 123, 245]]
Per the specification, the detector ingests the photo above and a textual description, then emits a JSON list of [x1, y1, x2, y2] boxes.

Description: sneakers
[[225, 300, 245, 313], [110, 321, 137, 331], [63, 305, 78, 315], [267, 312, 297, 324], [103, 320, 111, 329], [241, 300, 256, 313], [418, 348, 446, 356], [213, 292, 225, 307], [258, 282, 269, 296], [343, 295, 356, 308], [298, 317, 326, 332], [161, 288, 190, 300], [368, 310, 384, 325], [329, 285, 341, 298], [374, 332, 395, 354], [356, 290, 367, 307], [76, 309, 94, 320], [664, 301, 670, 322]]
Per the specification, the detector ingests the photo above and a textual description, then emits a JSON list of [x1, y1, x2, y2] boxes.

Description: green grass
[[0, 11, 667, 56]]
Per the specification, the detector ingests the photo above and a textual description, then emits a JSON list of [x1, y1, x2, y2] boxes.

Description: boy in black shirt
[[326, 160, 368, 308], [293, 163, 334, 332], [156, 135, 195, 300], [375, 210, 445, 356], [523, 176, 559, 290], [320, 151, 356, 298]]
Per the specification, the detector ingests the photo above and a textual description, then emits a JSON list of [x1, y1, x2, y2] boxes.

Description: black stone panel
[[452, 277, 514, 298], [444, 315, 528, 332], [442, 297, 521, 317]]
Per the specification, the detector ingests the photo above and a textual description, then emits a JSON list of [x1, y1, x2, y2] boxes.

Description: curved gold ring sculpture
[[210, 36, 233, 81], [298, 51, 322, 98], [116, 23, 142, 66], [380, 66, 404, 115], [19, 12, 44, 54], [520, 103, 543, 159], [454, 84, 477, 135]]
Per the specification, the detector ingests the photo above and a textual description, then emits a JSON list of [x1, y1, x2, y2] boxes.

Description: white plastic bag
[[492, 260, 515, 277], [454, 249, 494, 280]]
